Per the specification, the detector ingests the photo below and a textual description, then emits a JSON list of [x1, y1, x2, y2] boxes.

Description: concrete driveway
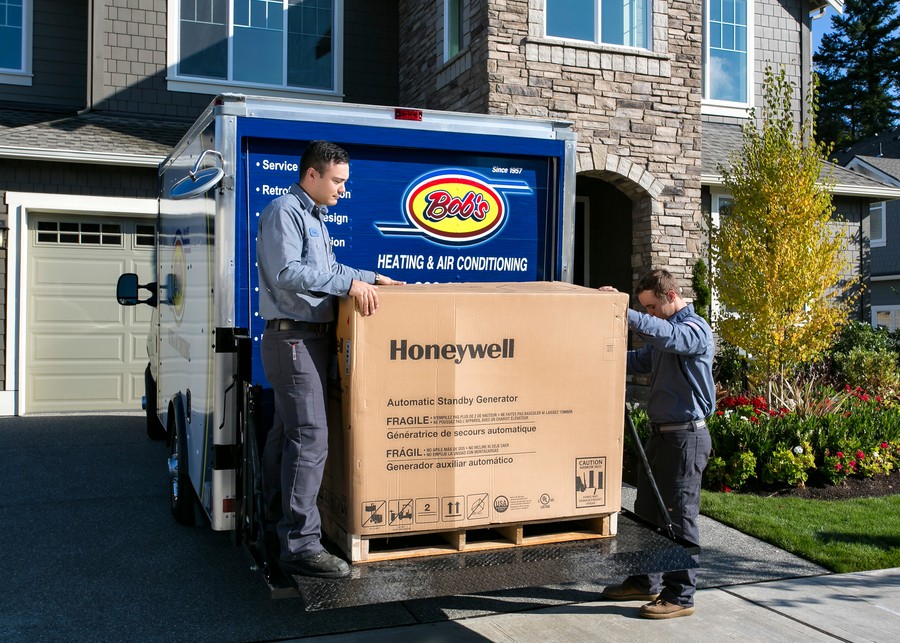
[[1, 413, 836, 642]]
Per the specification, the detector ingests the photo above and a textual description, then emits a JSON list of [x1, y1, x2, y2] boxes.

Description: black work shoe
[[280, 550, 351, 578]]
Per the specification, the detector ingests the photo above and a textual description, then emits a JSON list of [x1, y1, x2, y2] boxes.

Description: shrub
[[763, 442, 816, 487], [833, 348, 900, 397], [771, 376, 849, 418], [829, 321, 896, 356], [707, 387, 900, 488], [714, 342, 747, 394], [856, 444, 895, 477], [706, 450, 757, 490], [692, 258, 711, 322]]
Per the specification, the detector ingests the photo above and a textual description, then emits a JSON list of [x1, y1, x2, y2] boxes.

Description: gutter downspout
[[81, 0, 104, 114]]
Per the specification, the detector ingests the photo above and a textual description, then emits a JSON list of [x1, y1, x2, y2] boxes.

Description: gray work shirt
[[256, 184, 376, 322], [626, 303, 715, 424]]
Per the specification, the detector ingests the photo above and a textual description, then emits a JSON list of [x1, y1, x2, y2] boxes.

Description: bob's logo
[[403, 171, 506, 244]]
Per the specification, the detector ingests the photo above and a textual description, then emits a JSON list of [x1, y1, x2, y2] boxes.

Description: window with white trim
[[710, 193, 736, 315], [704, 0, 751, 109], [135, 224, 156, 248], [546, 0, 651, 50], [873, 306, 900, 331], [0, 0, 31, 85], [170, 0, 340, 95], [36, 221, 123, 246], [870, 201, 886, 248]]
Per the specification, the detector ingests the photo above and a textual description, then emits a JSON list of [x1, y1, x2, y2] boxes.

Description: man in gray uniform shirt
[[600, 268, 714, 618], [257, 140, 402, 578]]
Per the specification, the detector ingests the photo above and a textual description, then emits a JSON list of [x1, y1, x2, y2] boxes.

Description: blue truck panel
[[232, 115, 571, 386]]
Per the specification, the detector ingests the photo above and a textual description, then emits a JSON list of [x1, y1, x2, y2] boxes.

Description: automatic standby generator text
[[389, 338, 515, 363]]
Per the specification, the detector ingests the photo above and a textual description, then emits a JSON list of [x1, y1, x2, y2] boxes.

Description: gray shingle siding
[[2, 0, 88, 109], [94, 0, 208, 117], [833, 196, 869, 322], [344, 2, 400, 106], [754, 0, 806, 123], [870, 280, 900, 308], [94, 0, 399, 118], [0, 160, 157, 199], [871, 200, 900, 277]]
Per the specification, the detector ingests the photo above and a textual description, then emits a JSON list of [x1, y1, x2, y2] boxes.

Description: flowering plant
[[855, 443, 895, 477], [820, 448, 856, 485]]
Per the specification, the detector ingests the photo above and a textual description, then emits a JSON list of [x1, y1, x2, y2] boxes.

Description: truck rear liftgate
[[237, 378, 697, 611], [252, 507, 698, 610]]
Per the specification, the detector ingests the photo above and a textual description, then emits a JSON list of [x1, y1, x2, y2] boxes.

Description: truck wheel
[[168, 411, 195, 526], [145, 365, 165, 441]]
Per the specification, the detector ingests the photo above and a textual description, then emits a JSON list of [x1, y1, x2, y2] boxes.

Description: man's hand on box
[[376, 274, 405, 286], [598, 286, 620, 293], [349, 279, 379, 316]]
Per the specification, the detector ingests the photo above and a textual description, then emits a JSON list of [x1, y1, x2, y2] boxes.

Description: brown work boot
[[600, 582, 660, 602], [639, 598, 695, 619]]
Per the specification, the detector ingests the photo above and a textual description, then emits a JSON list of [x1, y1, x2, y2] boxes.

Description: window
[[36, 221, 123, 246], [873, 307, 900, 331], [135, 224, 156, 248], [870, 201, 886, 248], [705, 0, 750, 106], [711, 193, 736, 314], [0, 0, 31, 85], [546, 0, 650, 49], [444, 0, 463, 61], [172, 0, 340, 95]]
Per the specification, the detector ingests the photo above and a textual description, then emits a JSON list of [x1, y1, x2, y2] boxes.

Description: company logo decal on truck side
[[376, 170, 531, 245], [172, 231, 186, 325]]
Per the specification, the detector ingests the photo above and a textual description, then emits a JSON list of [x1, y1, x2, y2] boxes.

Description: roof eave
[[0, 146, 163, 167], [702, 174, 900, 200], [809, 0, 843, 15]]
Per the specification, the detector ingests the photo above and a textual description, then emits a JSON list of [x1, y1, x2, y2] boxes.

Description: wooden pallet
[[322, 512, 618, 563]]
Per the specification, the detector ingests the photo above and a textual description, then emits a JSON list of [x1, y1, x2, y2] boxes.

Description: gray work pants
[[626, 426, 711, 606], [261, 328, 331, 559]]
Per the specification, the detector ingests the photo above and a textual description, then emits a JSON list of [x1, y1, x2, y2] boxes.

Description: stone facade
[[399, 0, 704, 292]]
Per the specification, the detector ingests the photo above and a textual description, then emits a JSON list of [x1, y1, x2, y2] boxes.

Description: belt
[[650, 419, 706, 434], [265, 319, 330, 333]]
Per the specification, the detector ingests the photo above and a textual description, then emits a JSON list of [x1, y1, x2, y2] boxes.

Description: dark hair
[[635, 268, 680, 299], [299, 140, 350, 177]]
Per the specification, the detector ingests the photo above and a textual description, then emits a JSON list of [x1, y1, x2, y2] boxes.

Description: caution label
[[575, 456, 607, 508]]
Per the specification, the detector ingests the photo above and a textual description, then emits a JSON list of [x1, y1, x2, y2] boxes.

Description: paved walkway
[[295, 486, 900, 642], [301, 567, 900, 642], [4, 414, 897, 642]]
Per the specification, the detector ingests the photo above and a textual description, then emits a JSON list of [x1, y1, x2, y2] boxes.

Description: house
[[833, 128, 900, 330], [1, 0, 896, 415]]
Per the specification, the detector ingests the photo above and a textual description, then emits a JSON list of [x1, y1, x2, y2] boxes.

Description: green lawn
[[700, 491, 900, 573]]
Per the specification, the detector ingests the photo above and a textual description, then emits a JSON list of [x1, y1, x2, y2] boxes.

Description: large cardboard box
[[321, 282, 628, 548]]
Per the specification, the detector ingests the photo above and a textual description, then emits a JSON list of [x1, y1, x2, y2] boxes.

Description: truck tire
[[168, 405, 196, 526], [145, 365, 165, 441]]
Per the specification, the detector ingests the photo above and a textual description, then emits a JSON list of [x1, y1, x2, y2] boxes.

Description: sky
[[811, 5, 837, 54]]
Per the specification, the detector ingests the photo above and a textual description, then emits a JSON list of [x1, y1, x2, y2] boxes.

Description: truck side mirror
[[117, 273, 140, 305], [117, 273, 158, 307]]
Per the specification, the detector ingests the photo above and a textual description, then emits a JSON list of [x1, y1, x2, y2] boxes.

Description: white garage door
[[26, 215, 156, 413]]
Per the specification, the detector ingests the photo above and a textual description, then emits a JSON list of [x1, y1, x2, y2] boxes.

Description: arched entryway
[[572, 173, 647, 292]]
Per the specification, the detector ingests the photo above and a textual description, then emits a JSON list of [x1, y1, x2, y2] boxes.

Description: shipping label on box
[[321, 281, 628, 536]]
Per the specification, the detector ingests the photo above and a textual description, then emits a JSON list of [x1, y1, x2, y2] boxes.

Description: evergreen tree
[[814, 0, 900, 150]]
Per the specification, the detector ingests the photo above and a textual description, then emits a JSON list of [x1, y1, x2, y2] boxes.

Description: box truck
[[116, 94, 694, 608]]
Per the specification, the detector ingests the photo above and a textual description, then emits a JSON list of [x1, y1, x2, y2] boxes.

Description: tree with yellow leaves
[[711, 66, 860, 400]]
